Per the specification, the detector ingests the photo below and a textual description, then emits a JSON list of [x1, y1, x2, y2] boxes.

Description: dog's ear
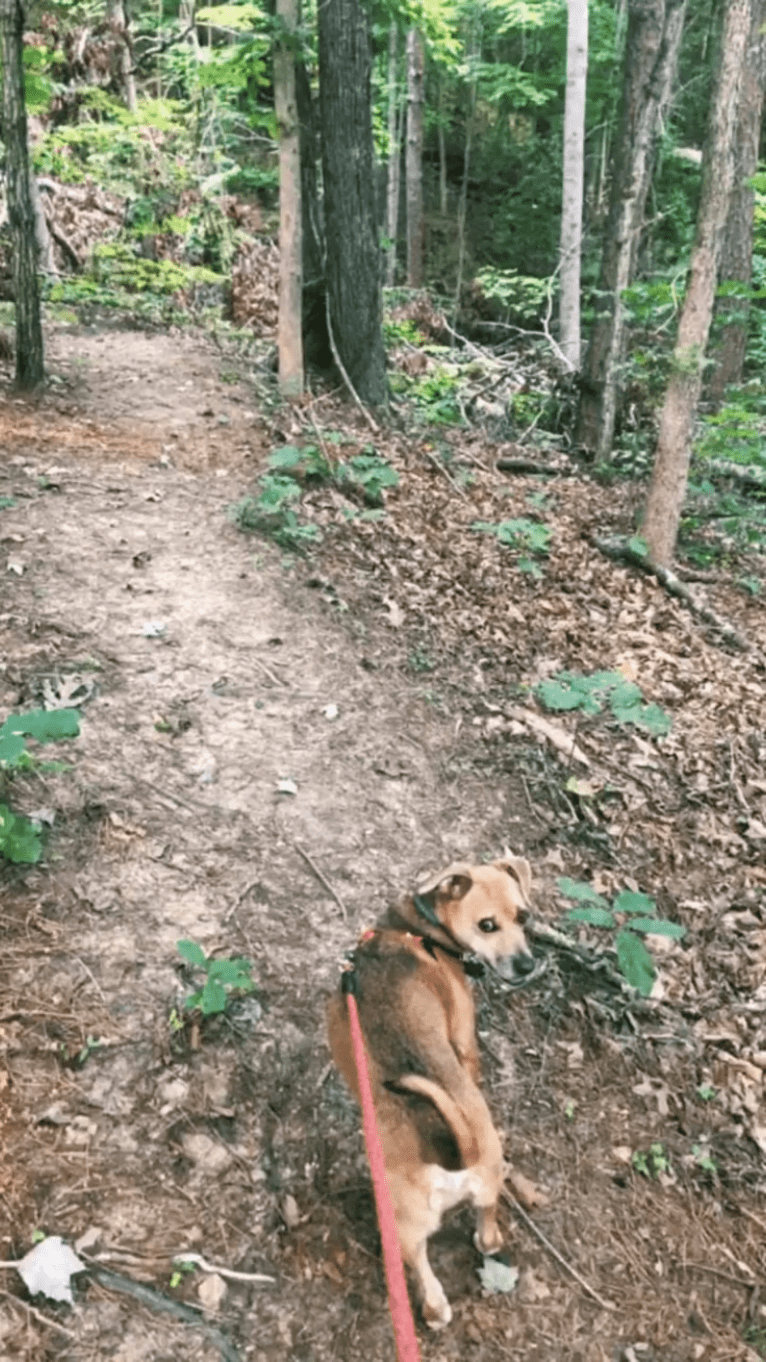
[[414, 863, 473, 924], [496, 853, 532, 904]]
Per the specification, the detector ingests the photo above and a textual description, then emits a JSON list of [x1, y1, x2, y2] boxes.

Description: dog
[[326, 855, 535, 1328]]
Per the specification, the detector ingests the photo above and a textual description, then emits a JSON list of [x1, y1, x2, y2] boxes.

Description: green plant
[[229, 477, 320, 552], [176, 940, 257, 1016], [0, 708, 80, 863], [691, 1143, 717, 1175], [632, 1143, 671, 1179], [473, 266, 551, 323], [557, 879, 686, 996], [170, 1258, 197, 1290], [472, 517, 552, 578], [536, 669, 671, 736], [338, 449, 400, 506], [696, 1083, 716, 1102]]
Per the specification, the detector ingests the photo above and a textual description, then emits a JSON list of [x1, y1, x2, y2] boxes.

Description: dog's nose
[[513, 952, 536, 977]]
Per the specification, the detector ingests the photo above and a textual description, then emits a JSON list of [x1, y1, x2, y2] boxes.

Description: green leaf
[[0, 733, 27, 767], [633, 703, 672, 736], [629, 917, 686, 939], [564, 906, 615, 928], [628, 536, 649, 558], [613, 890, 656, 916], [177, 939, 208, 967], [200, 978, 228, 1015], [536, 680, 583, 711], [556, 877, 610, 908], [2, 708, 80, 744], [207, 957, 253, 985], [267, 445, 304, 470], [0, 805, 43, 863], [615, 928, 656, 995]]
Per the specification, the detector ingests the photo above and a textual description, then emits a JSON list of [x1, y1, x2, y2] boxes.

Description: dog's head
[[413, 856, 536, 984]]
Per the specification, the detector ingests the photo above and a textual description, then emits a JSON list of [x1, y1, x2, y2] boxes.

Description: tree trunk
[[405, 26, 424, 289], [643, 0, 750, 568], [576, 0, 687, 455], [318, 0, 387, 406], [706, 0, 766, 406], [559, 0, 589, 370], [108, 0, 138, 113], [385, 23, 401, 289], [453, 15, 480, 325], [0, 0, 44, 389], [275, 0, 303, 397]]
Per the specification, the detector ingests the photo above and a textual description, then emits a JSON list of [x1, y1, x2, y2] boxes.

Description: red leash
[[343, 971, 422, 1362]]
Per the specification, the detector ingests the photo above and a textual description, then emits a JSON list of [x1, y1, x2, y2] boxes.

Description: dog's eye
[[478, 917, 499, 933]]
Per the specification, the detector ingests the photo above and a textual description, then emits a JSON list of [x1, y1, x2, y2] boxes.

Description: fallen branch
[[421, 445, 468, 498], [502, 1191, 615, 1312], [496, 457, 576, 476], [588, 533, 751, 653]]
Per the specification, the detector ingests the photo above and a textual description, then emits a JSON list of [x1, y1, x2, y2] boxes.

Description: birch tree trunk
[[643, 0, 751, 567], [706, 0, 766, 406], [405, 27, 424, 289], [385, 23, 401, 289], [0, 0, 44, 388], [275, 0, 303, 397], [576, 0, 686, 455], [318, 0, 387, 406], [559, 0, 588, 370]]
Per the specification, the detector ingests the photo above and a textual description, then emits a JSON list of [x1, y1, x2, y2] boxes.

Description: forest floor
[[1, 319, 765, 1362]]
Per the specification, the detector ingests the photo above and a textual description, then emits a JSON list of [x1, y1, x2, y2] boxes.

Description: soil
[[1, 322, 765, 1362]]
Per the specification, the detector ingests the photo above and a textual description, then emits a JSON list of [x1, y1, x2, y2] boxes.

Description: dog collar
[[421, 934, 485, 978]]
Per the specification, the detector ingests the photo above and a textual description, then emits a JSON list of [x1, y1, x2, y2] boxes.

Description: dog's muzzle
[[491, 950, 540, 987]]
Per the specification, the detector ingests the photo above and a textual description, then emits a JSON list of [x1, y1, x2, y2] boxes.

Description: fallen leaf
[[16, 1236, 86, 1304], [197, 1272, 227, 1313], [478, 1256, 519, 1294]]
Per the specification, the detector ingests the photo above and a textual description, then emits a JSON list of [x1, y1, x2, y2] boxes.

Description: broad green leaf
[[477, 1257, 519, 1294], [629, 917, 686, 939], [615, 928, 656, 995], [556, 877, 610, 908], [268, 445, 304, 470], [0, 805, 43, 863], [536, 680, 582, 711], [207, 957, 253, 984], [200, 979, 228, 1015], [564, 906, 615, 928], [3, 708, 80, 744], [177, 939, 207, 967], [628, 535, 649, 557], [613, 890, 656, 916], [0, 733, 27, 766], [633, 703, 671, 736]]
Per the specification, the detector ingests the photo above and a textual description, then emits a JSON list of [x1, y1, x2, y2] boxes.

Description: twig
[[252, 655, 289, 688], [293, 842, 347, 919], [324, 295, 379, 434], [420, 446, 467, 498], [72, 955, 106, 1004], [172, 1252, 275, 1284], [0, 1286, 77, 1338], [503, 1190, 615, 1311], [680, 1262, 758, 1289]]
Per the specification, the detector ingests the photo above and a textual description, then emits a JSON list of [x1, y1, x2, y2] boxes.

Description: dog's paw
[[422, 1292, 452, 1330], [474, 1223, 503, 1256]]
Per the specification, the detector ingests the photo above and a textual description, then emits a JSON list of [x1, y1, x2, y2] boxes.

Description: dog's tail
[[392, 1073, 484, 1168]]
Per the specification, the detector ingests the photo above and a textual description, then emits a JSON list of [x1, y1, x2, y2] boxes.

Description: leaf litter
[[0, 325, 764, 1362]]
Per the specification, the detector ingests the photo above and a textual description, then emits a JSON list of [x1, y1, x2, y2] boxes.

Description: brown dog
[[326, 856, 535, 1328]]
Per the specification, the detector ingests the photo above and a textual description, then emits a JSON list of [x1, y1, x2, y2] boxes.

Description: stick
[[172, 1253, 274, 1284], [420, 446, 467, 498], [252, 655, 288, 688], [588, 533, 752, 654], [502, 1191, 615, 1311], [324, 294, 380, 434], [294, 842, 347, 919], [0, 1286, 77, 1338]]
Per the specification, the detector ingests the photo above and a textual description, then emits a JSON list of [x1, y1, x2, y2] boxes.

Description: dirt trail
[[1, 325, 764, 1362]]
